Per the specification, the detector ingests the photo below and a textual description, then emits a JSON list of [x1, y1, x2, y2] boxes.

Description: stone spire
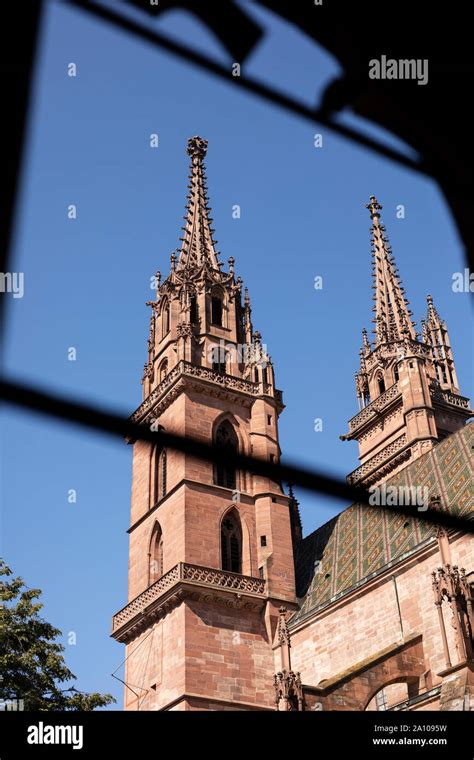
[[176, 136, 220, 271], [344, 195, 472, 488], [422, 294, 460, 392], [367, 195, 416, 345], [139, 136, 282, 420]]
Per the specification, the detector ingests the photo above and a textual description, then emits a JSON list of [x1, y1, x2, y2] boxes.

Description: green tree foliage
[[0, 560, 115, 710]]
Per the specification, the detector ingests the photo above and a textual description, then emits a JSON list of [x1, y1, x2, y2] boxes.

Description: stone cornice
[[127, 479, 288, 534], [249, 430, 280, 447], [158, 693, 273, 712], [129, 361, 284, 433], [346, 433, 409, 486], [112, 562, 266, 643], [346, 383, 472, 441], [437, 659, 474, 679]]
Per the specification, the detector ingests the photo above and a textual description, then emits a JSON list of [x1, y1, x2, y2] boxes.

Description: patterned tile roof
[[292, 424, 474, 625]]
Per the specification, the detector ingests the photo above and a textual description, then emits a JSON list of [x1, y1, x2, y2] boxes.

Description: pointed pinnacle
[[187, 135, 208, 159]]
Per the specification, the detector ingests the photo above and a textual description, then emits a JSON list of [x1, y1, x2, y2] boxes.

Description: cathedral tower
[[112, 137, 297, 711], [343, 196, 472, 487]]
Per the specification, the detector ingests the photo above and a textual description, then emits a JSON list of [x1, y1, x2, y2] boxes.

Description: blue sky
[[2, 1, 472, 707]]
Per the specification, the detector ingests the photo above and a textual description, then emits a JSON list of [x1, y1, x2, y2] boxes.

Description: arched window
[[221, 510, 242, 574], [366, 683, 411, 711], [159, 449, 167, 499], [211, 289, 223, 326], [162, 300, 170, 337], [377, 373, 386, 395], [190, 294, 198, 324], [149, 523, 164, 585], [214, 421, 238, 490], [150, 444, 159, 507], [393, 365, 399, 382], [159, 358, 168, 383], [149, 423, 166, 507]]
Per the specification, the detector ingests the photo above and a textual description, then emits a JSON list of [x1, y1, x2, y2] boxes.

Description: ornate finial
[[187, 135, 208, 160], [426, 295, 443, 325], [244, 287, 250, 306], [277, 606, 291, 647], [228, 256, 235, 274], [170, 252, 176, 271], [426, 294, 439, 320], [254, 330, 261, 343], [366, 194, 382, 218], [287, 482, 295, 499], [362, 328, 370, 352]]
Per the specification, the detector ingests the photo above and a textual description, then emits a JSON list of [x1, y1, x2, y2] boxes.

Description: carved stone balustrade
[[429, 386, 472, 412], [112, 562, 266, 643], [346, 433, 408, 486], [348, 382, 401, 435], [130, 360, 284, 425]]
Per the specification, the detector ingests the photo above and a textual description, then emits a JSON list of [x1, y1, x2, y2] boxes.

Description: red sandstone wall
[[127, 385, 295, 602], [124, 604, 185, 711], [123, 600, 277, 711], [286, 533, 473, 708], [128, 488, 185, 600], [184, 600, 275, 709]]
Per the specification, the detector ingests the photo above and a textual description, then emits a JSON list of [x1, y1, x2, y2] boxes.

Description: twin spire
[[366, 195, 416, 346], [176, 136, 220, 271], [171, 146, 451, 368], [143, 136, 273, 391], [162, 143, 458, 400], [362, 196, 451, 360], [356, 195, 461, 403]]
